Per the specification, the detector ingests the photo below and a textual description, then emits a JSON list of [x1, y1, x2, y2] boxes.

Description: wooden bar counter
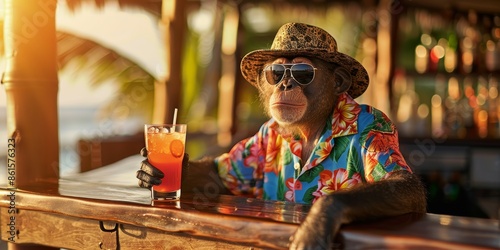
[[0, 179, 499, 249]]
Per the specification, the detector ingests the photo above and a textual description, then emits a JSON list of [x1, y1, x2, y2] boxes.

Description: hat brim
[[240, 49, 369, 99]]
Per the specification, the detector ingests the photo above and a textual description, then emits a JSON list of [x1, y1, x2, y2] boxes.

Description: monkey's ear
[[333, 67, 352, 94]]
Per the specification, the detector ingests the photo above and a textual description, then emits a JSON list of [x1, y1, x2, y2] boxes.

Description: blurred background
[[0, 0, 499, 220]]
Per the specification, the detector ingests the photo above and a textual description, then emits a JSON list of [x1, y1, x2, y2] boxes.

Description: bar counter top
[[0, 178, 499, 249]]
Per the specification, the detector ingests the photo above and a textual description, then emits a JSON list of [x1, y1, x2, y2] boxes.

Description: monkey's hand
[[135, 147, 190, 189], [136, 147, 164, 188], [289, 195, 343, 250], [289, 171, 427, 249]]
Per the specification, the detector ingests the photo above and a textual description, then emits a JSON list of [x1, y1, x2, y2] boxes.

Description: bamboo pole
[[2, 1, 60, 247], [2, 0, 60, 201], [153, 0, 186, 124], [217, 4, 239, 147]]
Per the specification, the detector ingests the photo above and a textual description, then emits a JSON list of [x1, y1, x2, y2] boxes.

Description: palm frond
[[57, 31, 156, 121]]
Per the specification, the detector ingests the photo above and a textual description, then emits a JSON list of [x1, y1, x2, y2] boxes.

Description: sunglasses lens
[[264, 64, 315, 85], [265, 65, 286, 85], [291, 64, 315, 85]]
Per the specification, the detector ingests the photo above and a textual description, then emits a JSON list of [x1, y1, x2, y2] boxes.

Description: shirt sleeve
[[360, 108, 413, 182], [214, 122, 269, 197]]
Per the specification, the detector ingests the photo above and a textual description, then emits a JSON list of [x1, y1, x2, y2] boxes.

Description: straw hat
[[240, 23, 369, 99]]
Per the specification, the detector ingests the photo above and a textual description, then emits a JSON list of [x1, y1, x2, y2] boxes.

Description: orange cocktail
[[145, 124, 186, 199]]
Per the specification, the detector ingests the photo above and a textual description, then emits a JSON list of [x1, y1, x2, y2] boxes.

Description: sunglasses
[[263, 63, 317, 86]]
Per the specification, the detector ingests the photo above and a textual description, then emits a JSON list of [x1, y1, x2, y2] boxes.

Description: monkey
[[256, 57, 348, 161], [136, 23, 427, 249]]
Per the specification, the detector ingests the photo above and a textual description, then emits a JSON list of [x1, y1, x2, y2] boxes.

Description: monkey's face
[[258, 57, 348, 129]]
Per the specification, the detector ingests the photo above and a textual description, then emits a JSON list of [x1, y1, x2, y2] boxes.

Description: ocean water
[[0, 106, 143, 179]]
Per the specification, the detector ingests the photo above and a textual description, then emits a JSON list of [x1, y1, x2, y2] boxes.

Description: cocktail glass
[[144, 124, 187, 200]]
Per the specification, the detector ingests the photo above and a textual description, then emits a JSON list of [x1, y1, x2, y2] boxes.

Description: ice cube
[[148, 127, 156, 133], [160, 127, 169, 133]]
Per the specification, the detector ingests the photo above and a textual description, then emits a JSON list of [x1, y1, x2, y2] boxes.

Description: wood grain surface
[[0, 179, 498, 249]]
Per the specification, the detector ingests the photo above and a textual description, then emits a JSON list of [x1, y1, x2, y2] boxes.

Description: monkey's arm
[[136, 149, 230, 196], [289, 170, 427, 249], [180, 157, 231, 195]]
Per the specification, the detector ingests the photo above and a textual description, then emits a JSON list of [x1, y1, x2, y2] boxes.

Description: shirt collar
[[267, 92, 361, 140], [329, 92, 361, 138]]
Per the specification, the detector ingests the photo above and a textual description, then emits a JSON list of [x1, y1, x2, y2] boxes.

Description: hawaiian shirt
[[215, 92, 412, 204]]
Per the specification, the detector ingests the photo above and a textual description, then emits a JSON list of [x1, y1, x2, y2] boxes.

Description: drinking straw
[[172, 108, 178, 126]]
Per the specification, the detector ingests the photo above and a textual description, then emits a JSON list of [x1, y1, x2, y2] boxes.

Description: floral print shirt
[[215, 93, 411, 204]]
